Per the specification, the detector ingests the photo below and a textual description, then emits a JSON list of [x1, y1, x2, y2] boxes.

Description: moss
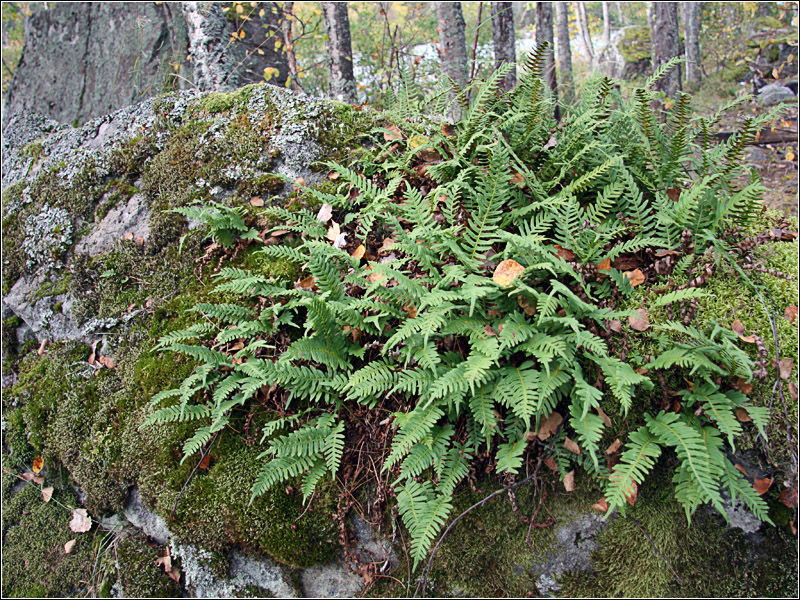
[[559, 463, 798, 597], [619, 26, 651, 64], [237, 173, 286, 199], [197, 91, 238, 114], [721, 62, 752, 83], [115, 534, 181, 597], [28, 274, 72, 303], [1, 485, 95, 597], [21, 140, 45, 163]]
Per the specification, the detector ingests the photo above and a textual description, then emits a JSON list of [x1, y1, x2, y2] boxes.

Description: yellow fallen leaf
[[32, 456, 44, 473], [493, 259, 525, 287], [64, 539, 77, 554], [351, 245, 366, 260], [623, 269, 646, 287]]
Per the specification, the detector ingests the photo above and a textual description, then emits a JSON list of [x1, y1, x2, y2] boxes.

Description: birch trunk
[[321, 2, 357, 104], [683, 2, 701, 87]]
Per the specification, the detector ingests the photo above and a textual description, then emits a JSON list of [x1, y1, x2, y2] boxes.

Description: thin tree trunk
[[281, 2, 304, 93], [536, 2, 558, 117], [491, 2, 517, 91], [436, 2, 468, 119], [602, 2, 611, 48], [615, 1, 625, 26], [652, 2, 681, 98], [683, 2, 701, 87], [321, 2, 357, 104], [576, 2, 594, 62], [555, 2, 574, 101]]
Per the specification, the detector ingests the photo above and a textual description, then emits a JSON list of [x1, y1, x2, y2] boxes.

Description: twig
[[170, 430, 220, 520], [625, 516, 683, 585]]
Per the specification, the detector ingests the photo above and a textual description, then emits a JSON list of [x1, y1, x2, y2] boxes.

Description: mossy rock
[[115, 534, 181, 598]]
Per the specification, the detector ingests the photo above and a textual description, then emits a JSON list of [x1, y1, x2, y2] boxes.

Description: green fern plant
[[145, 50, 778, 571]]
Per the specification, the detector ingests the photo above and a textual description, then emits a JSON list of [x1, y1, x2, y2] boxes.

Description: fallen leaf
[[779, 358, 794, 380], [623, 269, 646, 287], [536, 412, 563, 441], [596, 258, 611, 273], [198, 453, 211, 469], [735, 377, 754, 394], [785, 305, 798, 323], [69, 508, 92, 533], [628, 308, 650, 332], [41, 486, 54, 502], [554, 245, 575, 261], [592, 497, 609, 513], [328, 171, 340, 181], [667, 187, 681, 202], [249, 196, 264, 207], [564, 437, 581, 455], [543, 134, 557, 150], [32, 457, 44, 473], [123, 231, 134, 240], [64, 539, 77, 554], [612, 254, 641, 271], [297, 276, 317, 290], [754, 477, 773, 495], [493, 259, 525, 288], [596, 406, 612, 428], [624, 480, 639, 506], [511, 172, 525, 187], [327, 221, 341, 242], [442, 123, 458, 137], [378, 237, 395, 255], [608, 320, 623, 334], [21, 471, 44, 485], [484, 325, 497, 337], [316, 203, 333, 223], [736, 408, 753, 423], [155, 549, 182, 583], [731, 319, 756, 343], [403, 303, 418, 318], [333, 232, 347, 249], [563, 470, 575, 492], [135, 235, 144, 246], [606, 438, 623, 455], [351, 245, 366, 260], [365, 269, 387, 286], [543, 457, 558, 471], [97, 356, 116, 369], [383, 124, 403, 142], [734, 463, 749, 476], [780, 487, 798, 509], [294, 177, 306, 187]]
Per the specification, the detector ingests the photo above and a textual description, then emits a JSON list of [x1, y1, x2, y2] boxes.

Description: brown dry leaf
[[294, 177, 306, 187], [613, 254, 641, 271], [326, 221, 341, 242], [779, 358, 794, 380], [378, 237, 395, 255], [734, 463, 749, 476], [735, 377, 754, 394], [542, 134, 557, 150], [69, 508, 92, 533], [316, 203, 333, 223], [351, 245, 366, 260], [493, 259, 525, 288], [736, 408, 753, 423], [198, 453, 211, 470], [780, 487, 798, 509], [628, 308, 650, 332], [41, 486, 54, 503], [484, 325, 497, 337], [563, 470, 575, 492], [37, 340, 49, 356], [511, 172, 525, 187], [596, 258, 611, 274], [609, 320, 623, 334], [123, 231, 134, 241], [98, 356, 116, 369], [536, 412, 563, 441], [592, 497, 609, 513], [596, 406, 612, 428], [249, 196, 264, 207], [383, 124, 403, 142], [731, 319, 756, 343], [754, 477, 773, 495], [606, 439, 623, 455], [32, 457, 44, 473], [328, 171, 340, 181], [64, 539, 77, 554], [784, 305, 798, 323], [21, 472, 44, 484], [155, 550, 182, 583], [366, 270, 388, 286], [554, 245, 576, 262], [297, 276, 317, 290], [623, 269, 646, 287], [667, 187, 681, 201], [403, 303, 418, 318], [543, 457, 558, 471], [564, 437, 582, 455], [624, 480, 639, 506]]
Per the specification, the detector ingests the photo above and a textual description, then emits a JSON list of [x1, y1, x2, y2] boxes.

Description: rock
[[123, 487, 172, 546], [171, 542, 298, 598], [75, 193, 150, 256], [758, 82, 796, 105]]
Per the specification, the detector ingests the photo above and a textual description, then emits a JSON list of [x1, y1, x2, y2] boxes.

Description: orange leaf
[[564, 436, 581, 455], [734, 463, 749, 476], [624, 480, 639, 506], [493, 259, 525, 287], [403, 303, 418, 318], [328, 171, 340, 181], [667, 188, 681, 202], [563, 470, 575, 492], [628, 308, 650, 332], [732, 319, 756, 343], [606, 439, 623, 455], [249, 196, 264, 207], [297, 276, 317, 290], [597, 258, 611, 273], [198, 454, 211, 469], [623, 269, 646, 287], [554, 245, 575, 261], [780, 487, 798, 509], [785, 305, 798, 323], [511, 172, 525, 187], [754, 477, 773, 495], [294, 177, 306, 187], [351, 245, 366, 260], [592, 497, 609, 513], [32, 457, 44, 473], [736, 408, 753, 423]]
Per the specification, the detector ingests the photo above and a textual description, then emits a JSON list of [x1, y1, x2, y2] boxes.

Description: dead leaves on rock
[[155, 547, 182, 583]]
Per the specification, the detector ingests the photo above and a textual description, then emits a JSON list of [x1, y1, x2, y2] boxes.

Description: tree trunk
[[536, 2, 557, 93], [602, 2, 611, 48], [491, 2, 517, 91], [615, 1, 625, 26], [280, 2, 304, 93], [321, 2, 356, 104], [555, 2, 574, 100], [436, 2, 468, 90], [576, 2, 594, 62], [683, 2, 701, 87], [652, 2, 681, 98]]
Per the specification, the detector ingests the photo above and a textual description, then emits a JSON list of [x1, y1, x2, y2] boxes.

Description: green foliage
[[147, 53, 776, 571], [168, 200, 259, 250]]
